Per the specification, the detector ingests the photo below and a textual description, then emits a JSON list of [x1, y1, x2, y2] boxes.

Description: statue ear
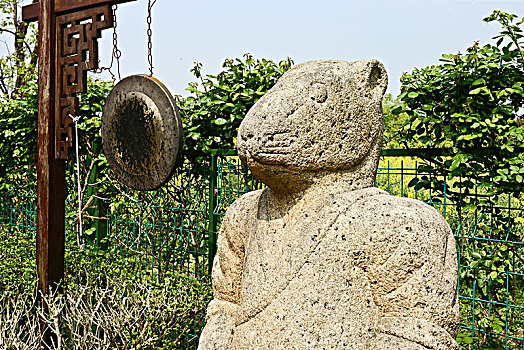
[[356, 59, 388, 99]]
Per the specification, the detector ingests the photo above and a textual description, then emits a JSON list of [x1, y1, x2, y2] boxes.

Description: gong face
[[102, 75, 183, 190]]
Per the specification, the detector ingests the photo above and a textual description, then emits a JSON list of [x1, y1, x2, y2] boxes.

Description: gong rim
[[102, 75, 183, 191]]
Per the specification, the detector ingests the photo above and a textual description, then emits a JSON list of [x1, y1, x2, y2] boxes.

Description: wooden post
[[35, 0, 65, 346], [36, 0, 66, 298]]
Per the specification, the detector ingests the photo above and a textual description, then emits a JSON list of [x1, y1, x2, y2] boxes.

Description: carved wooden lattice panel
[[55, 4, 113, 159]]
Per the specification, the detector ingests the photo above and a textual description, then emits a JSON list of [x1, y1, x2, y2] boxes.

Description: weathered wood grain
[[23, 0, 136, 22]]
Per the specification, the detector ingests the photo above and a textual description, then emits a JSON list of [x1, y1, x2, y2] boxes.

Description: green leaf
[[214, 118, 227, 126], [472, 78, 486, 86], [441, 53, 454, 61], [449, 158, 461, 172], [407, 177, 419, 187], [391, 105, 403, 115], [493, 323, 503, 333], [457, 134, 477, 141], [469, 87, 485, 95]]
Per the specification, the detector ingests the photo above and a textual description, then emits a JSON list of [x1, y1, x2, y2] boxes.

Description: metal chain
[[112, 4, 122, 81], [93, 5, 121, 82], [147, 0, 156, 76]]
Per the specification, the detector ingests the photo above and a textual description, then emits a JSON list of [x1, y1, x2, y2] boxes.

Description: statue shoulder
[[222, 188, 264, 224], [336, 188, 450, 231], [376, 194, 449, 225], [217, 189, 265, 250]]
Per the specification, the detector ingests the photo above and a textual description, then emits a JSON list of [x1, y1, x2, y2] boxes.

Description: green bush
[[382, 94, 409, 148], [0, 225, 36, 293], [178, 53, 294, 164], [0, 81, 38, 192], [395, 10, 524, 218]]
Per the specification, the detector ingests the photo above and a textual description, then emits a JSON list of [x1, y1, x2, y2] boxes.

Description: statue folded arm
[[360, 195, 459, 349]]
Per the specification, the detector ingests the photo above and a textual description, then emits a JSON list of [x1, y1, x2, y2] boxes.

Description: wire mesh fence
[[0, 185, 36, 235], [374, 151, 524, 350], [107, 165, 210, 278], [1, 148, 523, 349]]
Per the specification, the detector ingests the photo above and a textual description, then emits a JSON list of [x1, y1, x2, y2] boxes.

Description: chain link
[[112, 4, 122, 81], [147, 0, 156, 76], [93, 4, 121, 83], [95, 2, 155, 79]]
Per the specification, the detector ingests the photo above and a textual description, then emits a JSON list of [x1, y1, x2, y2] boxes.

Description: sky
[[9, 0, 524, 97]]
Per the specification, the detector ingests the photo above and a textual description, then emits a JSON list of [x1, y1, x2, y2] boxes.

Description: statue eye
[[309, 82, 328, 103]]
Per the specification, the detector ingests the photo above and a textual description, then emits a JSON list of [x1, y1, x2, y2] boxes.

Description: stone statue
[[198, 60, 459, 349]]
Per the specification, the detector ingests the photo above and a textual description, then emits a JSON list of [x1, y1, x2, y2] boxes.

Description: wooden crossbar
[[23, 0, 136, 22]]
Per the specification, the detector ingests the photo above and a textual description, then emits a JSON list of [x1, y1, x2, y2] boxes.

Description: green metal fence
[[373, 151, 524, 350], [1, 148, 523, 349], [0, 185, 36, 235], [107, 165, 211, 278]]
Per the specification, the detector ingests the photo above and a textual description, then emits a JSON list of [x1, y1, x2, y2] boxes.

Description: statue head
[[237, 59, 388, 193]]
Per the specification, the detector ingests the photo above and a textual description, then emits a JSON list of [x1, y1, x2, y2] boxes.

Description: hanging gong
[[102, 75, 183, 191]]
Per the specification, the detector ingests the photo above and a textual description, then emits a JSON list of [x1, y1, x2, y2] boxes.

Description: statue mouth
[[239, 147, 286, 167], [240, 132, 294, 166], [242, 148, 279, 166]]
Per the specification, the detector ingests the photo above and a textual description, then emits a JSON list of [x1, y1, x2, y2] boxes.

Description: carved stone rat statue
[[198, 59, 459, 350]]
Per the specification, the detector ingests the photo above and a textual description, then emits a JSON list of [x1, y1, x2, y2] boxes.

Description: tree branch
[[0, 29, 34, 55]]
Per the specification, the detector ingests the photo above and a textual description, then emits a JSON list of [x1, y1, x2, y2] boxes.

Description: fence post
[[207, 151, 218, 275], [85, 140, 108, 250]]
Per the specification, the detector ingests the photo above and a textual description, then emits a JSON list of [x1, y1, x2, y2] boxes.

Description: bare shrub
[[0, 288, 41, 349], [0, 273, 211, 349]]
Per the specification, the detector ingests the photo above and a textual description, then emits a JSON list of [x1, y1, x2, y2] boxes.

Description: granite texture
[[198, 60, 459, 350]]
